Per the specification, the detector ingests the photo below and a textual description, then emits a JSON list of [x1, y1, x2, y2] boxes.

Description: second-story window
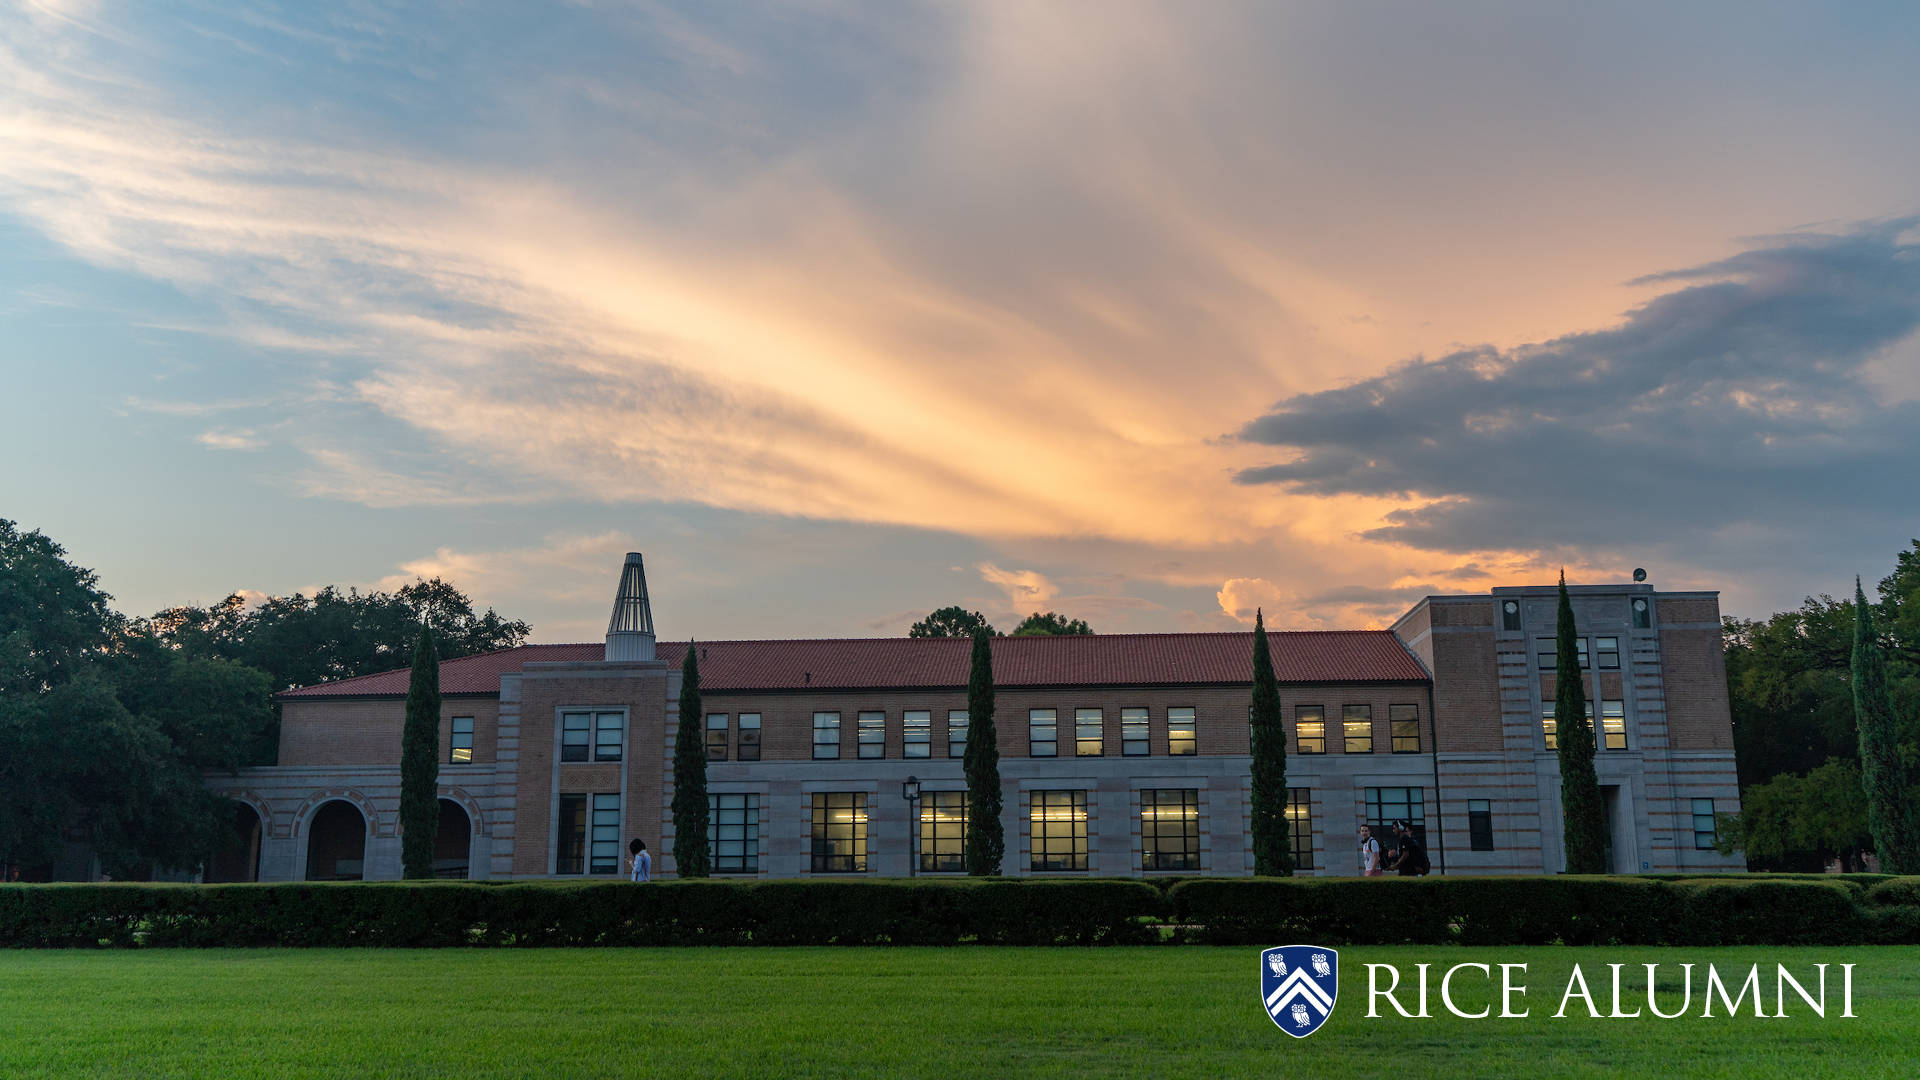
[[1389, 704, 1420, 753], [1029, 708, 1058, 757], [1167, 707, 1196, 756], [812, 712, 840, 760], [705, 713, 729, 762], [737, 713, 761, 761], [947, 710, 968, 758], [1342, 705, 1372, 754], [857, 711, 885, 759], [1295, 706, 1325, 754], [1120, 708, 1149, 756], [450, 716, 474, 763], [1075, 708, 1103, 756], [904, 710, 931, 758]]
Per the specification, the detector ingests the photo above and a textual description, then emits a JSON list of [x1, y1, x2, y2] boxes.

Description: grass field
[[0, 947, 1913, 1079]]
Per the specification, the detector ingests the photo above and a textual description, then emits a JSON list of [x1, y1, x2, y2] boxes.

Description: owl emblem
[[1266, 954, 1286, 978], [1290, 1002, 1310, 1028], [1311, 953, 1331, 978]]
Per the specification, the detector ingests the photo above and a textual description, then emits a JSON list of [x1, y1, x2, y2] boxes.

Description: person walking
[[1392, 821, 1429, 877], [1359, 825, 1383, 876], [627, 838, 651, 882]]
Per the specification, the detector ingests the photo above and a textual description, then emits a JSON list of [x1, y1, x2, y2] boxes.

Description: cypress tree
[[1248, 610, 1294, 875], [1852, 579, 1919, 873], [1554, 573, 1607, 873], [671, 643, 711, 878], [399, 624, 440, 879], [963, 630, 1004, 875]]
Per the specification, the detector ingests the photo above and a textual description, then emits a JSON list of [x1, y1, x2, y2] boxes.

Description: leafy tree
[[963, 631, 1003, 875], [1723, 597, 1859, 787], [1011, 612, 1093, 636], [1715, 758, 1872, 871], [671, 644, 710, 878], [910, 606, 999, 639], [1247, 610, 1292, 876], [1555, 573, 1607, 873], [399, 624, 440, 879], [1852, 579, 1920, 873]]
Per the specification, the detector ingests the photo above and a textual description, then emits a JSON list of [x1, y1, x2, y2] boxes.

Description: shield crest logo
[[1260, 945, 1338, 1038]]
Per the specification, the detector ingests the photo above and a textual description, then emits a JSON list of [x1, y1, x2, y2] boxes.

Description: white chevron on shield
[[1264, 968, 1334, 1020]]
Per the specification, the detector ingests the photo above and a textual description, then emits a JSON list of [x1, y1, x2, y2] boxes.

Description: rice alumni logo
[[1260, 945, 1339, 1038]]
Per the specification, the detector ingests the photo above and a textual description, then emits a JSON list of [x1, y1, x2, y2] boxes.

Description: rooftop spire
[[604, 552, 656, 661]]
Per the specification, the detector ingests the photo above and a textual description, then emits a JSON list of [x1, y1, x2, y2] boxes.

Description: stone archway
[[433, 799, 472, 879], [205, 800, 263, 883], [305, 800, 367, 881]]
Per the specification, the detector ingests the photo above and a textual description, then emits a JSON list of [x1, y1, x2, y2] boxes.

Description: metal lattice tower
[[603, 552, 656, 661]]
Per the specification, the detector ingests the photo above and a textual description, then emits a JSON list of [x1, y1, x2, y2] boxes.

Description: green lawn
[[0, 947, 1912, 1079]]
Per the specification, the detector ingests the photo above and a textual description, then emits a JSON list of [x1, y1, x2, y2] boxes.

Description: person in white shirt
[[628, 838, 651, 882], [1359, 825, 1382, 876]]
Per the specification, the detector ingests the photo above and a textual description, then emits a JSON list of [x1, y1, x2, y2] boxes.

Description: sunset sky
[[3, 1, 1918, 644]]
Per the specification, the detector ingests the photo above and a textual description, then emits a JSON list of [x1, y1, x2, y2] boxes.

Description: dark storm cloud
[[1233, 220, 1920, 559]]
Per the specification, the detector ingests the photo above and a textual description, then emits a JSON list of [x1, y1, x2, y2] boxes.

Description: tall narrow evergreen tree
[[399, 624, 440, 879], [1554, 573, 1607, 873], [963, 630, 1004, 875], [672, 643, 711, 878], [1852, 578, 1919, 873], [1248, 609, 1294, 875]]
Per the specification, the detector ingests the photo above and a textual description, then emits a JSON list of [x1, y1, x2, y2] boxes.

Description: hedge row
[[1167, 877, 1920, 946], [0, 879, 1160, 948], [6, 876, 1919, 948]]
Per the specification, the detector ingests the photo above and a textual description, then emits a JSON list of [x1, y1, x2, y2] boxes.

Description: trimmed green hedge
[[0, 879, 1161, 948], [6, 875, 1918, 948]]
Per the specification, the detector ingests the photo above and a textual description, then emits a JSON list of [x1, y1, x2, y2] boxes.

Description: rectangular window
[[737, 713, 761, 761], [705, 713, 729, 762], [594, 712, 624, 763], [1692, 798, 1717, 850], [1287, 787, 1314, 871], [1542, 704, 1557, 751], [1295, 706, 1325, 754], [1468, 799, 1494, 851], [1537, 638, 1557, 671], [812, 712, 841, 760], [810, 792, 868, 873], [450, 716, 474, 764], [1030, 790, 1088, 872], [556, 794, 587, 874], [1595, 636, 1620, 670], [561, 711, 591, 763], [857, 711, 885, 760], [1342, 705, 1373, 754], [1029, 708, 1058, 757], [1389, 704, 1420, 753], [947, 710, 968, 758], [1631, 596, 1652, 629], [920, 790, 967, 873], [1121, 707, 1149, 756], [709, 793, 759, 873], [1167, 707, 1196, 756], [1141, 789, 1199, 872], [1365, 786, 1426, 850], [1075, 708, 1104, 757], [903, 710, 931, 759], [589, 794, 621, 875], [1600, 700, 1627, 750]]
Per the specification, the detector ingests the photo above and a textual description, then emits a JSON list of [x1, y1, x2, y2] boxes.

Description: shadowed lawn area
[[0, 947, 1913, 1078]]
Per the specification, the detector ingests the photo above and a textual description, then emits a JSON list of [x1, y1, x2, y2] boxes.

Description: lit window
[[810, 792, 867, 872], [920, 790, 967, 873], [1542, 705, 1557, 750], [1600, 700, 1626, 750], [737, 713, 761, 761], [705, 713, 729, 762], [857, 711, 885, 759], [561, 712, 591, 762], [947, 710, 968, 758], [450, 716, 474, 764], [1343, 705, 1372, 754], [1287, 788, 1314, 870], [589, 794, 621, 874], [709, 793, 759, 873], [1121, 707, 1149, 756], [1365, 787, 1425, 850], [1469, 799, 1494, 851], [1030, 790, 1088, 872], [1029, 708, 1058, 757], [556, 794, 587, 874], [904, 710, 931, 758], [1595, 636, 1620, 670], [594, 712, 623, 763], [1141, 789, 1199, 872], [1295, 706, 1325, 754], [1075, 708, 1104, 757], [1389, 704, 1420, 753], [1167, 707, 1196, 756], [1692, 798, 1717, 850], [812, 712, 841, 760]]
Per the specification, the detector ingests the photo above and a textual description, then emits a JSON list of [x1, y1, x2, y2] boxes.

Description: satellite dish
[[1632, 568, 1647, 583]]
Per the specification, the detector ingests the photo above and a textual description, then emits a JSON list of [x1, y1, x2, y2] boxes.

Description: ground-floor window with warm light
[[811, 792, 867, 873], [1030, 789, 1088, 871], [1141, 788, 1199, 871], [920, 790, 967, 872]]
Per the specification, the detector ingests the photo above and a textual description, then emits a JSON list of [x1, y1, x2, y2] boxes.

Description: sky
[[2, 1, 1918, 645]]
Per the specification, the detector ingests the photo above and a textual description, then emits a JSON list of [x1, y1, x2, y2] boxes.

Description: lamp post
[[902, 775, 921, 878]]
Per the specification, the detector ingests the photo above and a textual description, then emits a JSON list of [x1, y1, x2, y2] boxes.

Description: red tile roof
[[277, 631, 1428, 699]]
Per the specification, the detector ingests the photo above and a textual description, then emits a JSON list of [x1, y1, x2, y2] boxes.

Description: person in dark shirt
[[1392, 820, 1429, 876]]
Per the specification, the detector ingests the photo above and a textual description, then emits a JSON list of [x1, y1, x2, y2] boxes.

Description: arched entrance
[[205, 801, 263, 883], [305, 801, 367, 881], [433, 799, 472, 879]]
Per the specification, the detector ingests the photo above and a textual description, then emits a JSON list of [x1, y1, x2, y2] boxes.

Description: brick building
[[203, 554, 1742, 881]]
